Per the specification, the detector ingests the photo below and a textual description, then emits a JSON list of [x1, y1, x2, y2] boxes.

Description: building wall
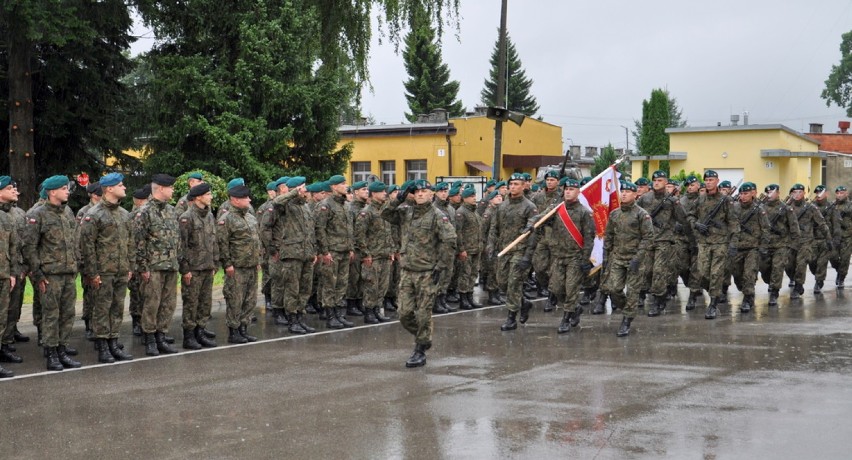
[[339, 132, 450, 184], [826, 154, 852, 192]]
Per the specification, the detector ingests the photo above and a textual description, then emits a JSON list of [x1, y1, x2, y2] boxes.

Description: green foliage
[[822, 30, 852, 116], [591, 144, 630, 177], [634, 88, 689, 177], [171, 170, 229, 209], [669, 169, 700, 193], [480, 32, 540, 116], [402, 4, 464, 122]]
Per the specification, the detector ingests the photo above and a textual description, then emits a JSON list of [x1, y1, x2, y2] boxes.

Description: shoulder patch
[[267, 208, 274, 212], [218, 220, 225, 225], [180, 218, 188, 223], [28, 218, 36, 224], [358, 211, 367, 218], [442, 216, 449, 222], [84, 216, 91, 221], [320, 206, 328, 211]]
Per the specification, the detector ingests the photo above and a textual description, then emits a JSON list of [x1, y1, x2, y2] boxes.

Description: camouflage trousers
[[809, 240, 831, 283], [730, 248, 760, 296], [497, 251, 527, 312], [697, 243, 729, 298], [646, 240, 680, 297], [362, 257, 391, 308], [386, 257, 400, 299], [437, 255, 456, 294], [0, 279, 9, 346], [550, 257, 585, 313], [831, 236, 852, 281], [398, 269, 437, 346], [686, 245, 702, 293], [223, 267, 257, 328], [318, 251, 350, 308], [261, 260, 272, 300], [759, 247, 789, 292], [480, 253, 498, 292], [600, 259, 642, 318], [141, 270, 178, 334], [346, 257, 363, 300], [457, 253, 481, 294], [2, 276, 24, 345], [280, 258, 313, 314], [786, 243, 814, 285], [41, 274, 77, 347], [31, 277, 42, 327], [128, 272, 144, 318], [81, 279, 95, 321], [181, 269, 214, 329], [92, 274, 128, 339], [448, 258, 461, 292], [532, 242, 551, 291]]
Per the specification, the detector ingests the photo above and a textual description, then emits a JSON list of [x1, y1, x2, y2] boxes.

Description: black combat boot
[[288, 315, 308, 334], [718, 286, 729, 304], [446, 289, 460, 303], [46, 347, 63, 371], [441, 294, 457, 312], [155, 332, 179, 354], [433, 296, 449, 314], [571, 306, 583, 327], [318, 303, 329, 320], [814, 280, 824, 294], [297, 313, 316, 333], [592, 295, 606, 315], [182, 328, 202, 350], [273, 308, 290, 326], [519, 298, 533, 324], [685, 291, 699, 311], [405, 343, 427, 368], [131, 316, 142, 337], [466, 292, 482, 309], [373, 307, 390, 323], [838, 278, 846, 290], [543, 293, 556, 312], [335, 307, 355, 328], [200, 327, 216, 339], [459, 293, 473, 310], [97, 339, 116, 363], [790, 282, 804, 300], [363, 307, 379, 324], [228, 327, 247, 344], [383, 297, 397, 312], [144, 333, 159, 356], [616, 316, 633, 337], [647, 295, 667, 317], [704, 297, 719, 320], [326, 308, 344, 329], [557, 311, 574, 334], [538, 287, 551, 298], [162, 334, 176, 344], [487, 290, 503, 306], [57, 345, 82, 368], [346, 299, 363, 317], [195, 327, 217, 348], [264, 292, 272, 311], [238, 324, 257, 342], [768, 290, 779, 306], [306, 293, 318, 314], [740, 294, 753, 313], [500, 311, 518, 331], [84, 318, 95, 341], [0, 364, 13, 378], [637, 291, 647, 310], [579, 290, 592, 306], [0, 344, 22, 363], [12, 327, 29, 343], [108, 338, 134, 360]]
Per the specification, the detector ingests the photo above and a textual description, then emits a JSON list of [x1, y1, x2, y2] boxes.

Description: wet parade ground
[[1, 275, 852, 459]]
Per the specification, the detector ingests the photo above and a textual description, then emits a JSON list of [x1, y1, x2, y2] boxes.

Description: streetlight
[[619, 125, 629, 155]]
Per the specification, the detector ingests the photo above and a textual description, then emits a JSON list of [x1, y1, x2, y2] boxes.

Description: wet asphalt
[[1, 274, 851, 459]]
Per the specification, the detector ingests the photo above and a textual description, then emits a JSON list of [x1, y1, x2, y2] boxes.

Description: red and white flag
[[577, 165, 621, 267]]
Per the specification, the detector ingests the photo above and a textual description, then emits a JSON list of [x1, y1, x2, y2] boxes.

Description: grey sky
[[360, 0, 852, 151]]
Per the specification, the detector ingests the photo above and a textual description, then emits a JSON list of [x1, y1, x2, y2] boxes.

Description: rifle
[[649, 192, 673, 228], [698, 179, 743, 230], [767, 195, 793, 234], [739, 193, 767, 235]]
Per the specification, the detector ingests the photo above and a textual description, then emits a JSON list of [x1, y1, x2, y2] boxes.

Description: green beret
[[495, 181, 507, 188], [39, 188, 48, 200], [719, 180, 732, 188], [461, 188, 476, 198], [486, 179, 496, 188], [452, 180, 463, 189], [790, 183, 805, 192], [434, 182, 449, 191], [521, 173, 532, 181], [703, 170, 718, 179], [351, 181, 368, 190], [275, 176, 290, 187], [43, 175, 69, 191], [668, 179, 680, 186], [319, 182, 332, 192], [509, 173, 525, 182], [387, 184, 399, 193], [266, 181, 278, 191], [100, 173, 123, 188], [558, 177, 569, 186], [227, 178, 245, 190], [531, 184, 540, 192], [448, 186, 460, 197], [635, 178, 650, 186], [413, 179, 432, 190], [621, 181, 638, 192], [368, 181, 387, 193], [187, 172, 203, 180], [699, 182, 706, 189], [814, 185, 826, 194], [764, 184, 779, 193], [544, 170, 559, 179], [837, 185, 848, 192], [487, 190, 500, 201], [286, 176, 306, 188], [685, 175, 699, 185], [651, 170, 667, 180], [739, 182, 756, 192], [0, 176, 12, 189], [327, 175, 346, 185], [580, 176, 592, 186], [304, 183, 317, 193], [563, 178, 580, 188]]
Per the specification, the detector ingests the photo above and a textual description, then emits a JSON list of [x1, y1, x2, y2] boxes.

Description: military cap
[[132, 186, 150, 200], [228, 185, 251, 198], [266, 181, 278, 191], [351, 181, 367, 190], [100, 173, 124, 188], [286, 176, 306, 188], [434, 182, 449, 191], [699, 182, 706, 189], [495, 181, 507, 188], [448, 186, 460, 197], [508, 173, 525, 182], [580, 176, 592, 187], [319, 181, 332, 192], [790, 183, 805, 192], [0, 176, 13, 189], [226, 178, 245, 190], [188, 183, 211, 200], [814, 185, 826, 194], [400, 180, 413, 190], [684, 175, 699, 185], [703, 170, 718, 179], [452, 180, 463, 189], [651, 170, 668, 180], [486, 179, 496, 188], [187, 172, 203, 180], [719, 180, 732, 189], [387, 184, 399, 193], [635, 177, 650, 186], [39, 188, 48, 200], [837, 185, 848, 192], [544, 170, 560, 179], [274, 176, 290, 187], [412, 179, 432, 190], [304, 183, 317, 193], [151, 174, 176, 186], [558, 177, 570, 187], [521, 173, 532, 181], [764, 184, 780, 193], [531, 184, 540, 192], [621, 181, 638, 192], [563, 178, 580, 188], [368, 181, 387, 193], [487, 190, 501, 201], [327, 175, 346, 185], [43, 175, 70, 191], [739, 182, 756, 193], [461, 187, 476, 198], [668, 179, 680, 186], [85, 182, 102, 195]]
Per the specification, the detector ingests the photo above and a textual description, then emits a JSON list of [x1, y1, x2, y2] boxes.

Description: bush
[[171, 170, 229, 210]]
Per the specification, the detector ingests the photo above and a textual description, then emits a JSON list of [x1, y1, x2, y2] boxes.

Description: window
[[351, 161, 371, 183], [405, 159, 427, 181], [380, 160, 396, 185]]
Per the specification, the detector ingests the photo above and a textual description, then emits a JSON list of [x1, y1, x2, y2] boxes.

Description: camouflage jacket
[[355, 200, 394, 258], [0, 203, 21, 278], [536, 199, 595, 260], [79, 200, 133, 276], [314, 194, 352, 254], [8, 205, 26, 274], [178, 204, 220, 273], [265, 189, 316, 260], [488, 194, 537, 255], [603, 201, 654, 262], [812, 199, 834, 240], [217, 205, 261, 268], [833, 199, 852, 240], [455, 202, 483, 255], [532, 188, 560, 213], [480, 203, 497, 251], [637, 189, 689, 243], [216, 200, 255, 221], [382, 199, 456, 273], [134, 197, 180, 273], [687, 191, 740, 246], [733, 200, 770, 249], [346, 198, 368, 255], [174, 194, 190, 217], [790, 199, 830, 242], [433, 199, 455, 225], [24, 202, 78, 281], [762, 199, 800, 250]]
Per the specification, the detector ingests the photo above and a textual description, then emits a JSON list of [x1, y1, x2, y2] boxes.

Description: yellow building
[[339, 112, 563, 184], [630, 124, 825, 191]]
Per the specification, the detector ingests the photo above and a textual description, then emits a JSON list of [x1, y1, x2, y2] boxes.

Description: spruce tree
[[480, 32, 539, 116]]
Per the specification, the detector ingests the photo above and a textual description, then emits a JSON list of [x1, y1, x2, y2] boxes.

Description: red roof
[[807, 133, 852, 154]]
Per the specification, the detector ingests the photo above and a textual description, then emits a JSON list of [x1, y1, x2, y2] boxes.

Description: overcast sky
[[132, 0, 852, 152]]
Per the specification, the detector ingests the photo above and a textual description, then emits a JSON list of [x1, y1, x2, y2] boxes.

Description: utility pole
[[491, 0, 508, 180], [620, 125, 629, 156]]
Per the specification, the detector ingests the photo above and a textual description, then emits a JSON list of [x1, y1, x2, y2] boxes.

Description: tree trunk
[[8, 32, 36, 209]]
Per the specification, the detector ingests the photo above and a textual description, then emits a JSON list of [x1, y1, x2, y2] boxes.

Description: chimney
[[585, 146, 598, 157], [839, 121, 850, 134], [742, 111, 749, 126], [570, 145, 581, 157], [730, 114, 740, 126], [430, 108, 447, 122], [809, 123, 823, 134]]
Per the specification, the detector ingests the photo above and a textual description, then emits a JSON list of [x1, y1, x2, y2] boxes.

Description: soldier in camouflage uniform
[[489, 173, 537, 331], [0, 176, 21, 376], [383, 184, 401, 313], [666, 178, 690, 299], [480, 191, 503, 305], [636, 170, 689, 317], [134, 174, 181, 356], [432, 182, 456, 313], [382, 180, 456, 368], [173, 172, 204, 217], [786, 183, 830, 300], [731, 182, 770, 313], [307, 181, 330, 317], [344, 181, 369, 317], [831, 186, 852, 288], [810, 185, 835, 294], [453, 187, 484, 310], [79, 173, 134, 363], [758, 185, 798, 306], [217, 185, 263, 343], [28, 187, 47, 345], [76, 182, 101, 340], [355, 181, 394, 323], [315, 175, 355, 329], [217, 177, 256, 220], [531, 171, 561, 309], [178, 183, 220, 349], [128, 185, 149, 336], [529, 179, 594, 333], [24, 175, 81, 371], [446, 185, 464, 304], [679, 176, 704, 309], [2, 187, 29, 350], [687, 170, 740, 319], [256, 181, 278, 311], [601, 182, 654, 337], [476, 180, 496, 216], [260, 177, 289, 325]]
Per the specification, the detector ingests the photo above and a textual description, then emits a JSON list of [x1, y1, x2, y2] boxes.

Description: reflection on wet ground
[[1, 278, 851, 458]]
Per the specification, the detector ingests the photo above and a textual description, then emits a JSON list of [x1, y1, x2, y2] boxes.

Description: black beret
[[86, 182, 102, 196], [133, 185, 151, 200], [228, 185, 251, 198], [152, 174, 176, 186], [188, 183, 211, 200]]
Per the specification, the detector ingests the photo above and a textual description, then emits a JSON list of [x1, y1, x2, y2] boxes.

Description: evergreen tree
[[480, 32, 539, 116], [402, 5, 464, 122], [632, 88, 687, 175], [592, 144, 629, 177], [822, 30, 852, 116]]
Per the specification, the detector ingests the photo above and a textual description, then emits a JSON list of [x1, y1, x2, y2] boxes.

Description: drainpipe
[[446, 134, 453, 176]]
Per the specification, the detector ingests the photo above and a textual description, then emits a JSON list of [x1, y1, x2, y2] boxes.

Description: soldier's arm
[[727, 199, 740, 247], [22, 212, 44, 283], [354, 210, 371, 257], [273, 188, 299, 208], [380, 199, 403, 225], [581, 210, 596, 262], [314, 205, 330, 254], [8, 217, 20, 277], [436, 213, 457, 272], [487, 207, 501, 251], [79, 215, 100, 277], [454, 210, 467, 254], [603, 210, 616, 260], [178, 216, 192, 274], [813, 206, 830, 240], [133, 210, 151, 273], [216, 216, 232, 269], [637, 211, 655, 259], [259, 206, 277, 256], [787, 207, 801, 239]]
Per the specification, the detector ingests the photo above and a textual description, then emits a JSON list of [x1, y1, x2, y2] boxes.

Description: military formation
[[0, 166, 849, 376]]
